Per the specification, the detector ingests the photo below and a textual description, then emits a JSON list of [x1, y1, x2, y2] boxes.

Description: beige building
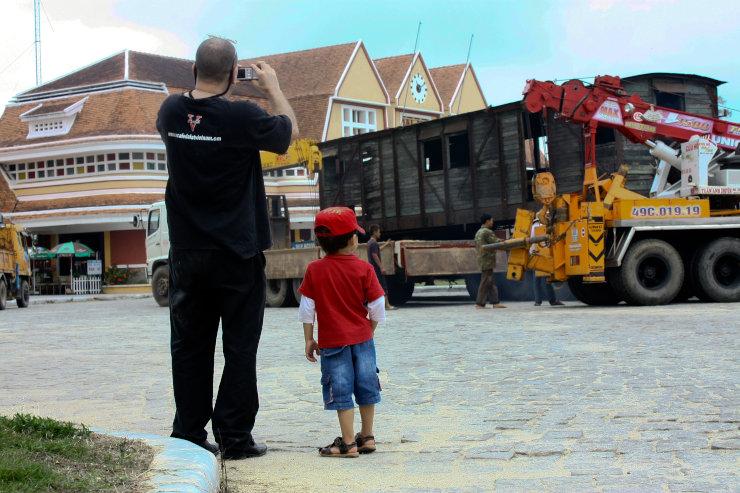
[[0, 40, 487, 270]]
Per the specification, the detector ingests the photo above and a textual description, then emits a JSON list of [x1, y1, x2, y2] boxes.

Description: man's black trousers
[[169, 248, 266, 451]]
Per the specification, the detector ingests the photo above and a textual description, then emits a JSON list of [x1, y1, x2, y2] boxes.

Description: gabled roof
[[374, 54, 414, 100], [19, 53, 126, 97], [289, 95, 331, 142], [0, 175, 16, 212], [12, 193, 165, 213], [430, 64, 466, 109], [240, 42, 358, 99]]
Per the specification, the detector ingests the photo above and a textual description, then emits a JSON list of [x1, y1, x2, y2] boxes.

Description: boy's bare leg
[[359, 404, 374, 437], [337, 408, 355, 444]]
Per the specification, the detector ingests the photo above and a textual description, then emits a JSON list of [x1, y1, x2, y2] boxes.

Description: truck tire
[[692, 237, 740, 302], [152, 265, 170, 307], [618, 239, 684, 306], [464, 274, 480, 301], [567, 275, 621, 306], [0, 279, 6, 310], [292, 278, 303, 304], [266, 279, 291, 307], [387, 275, 415, 306], [16, 279, 30, 308]]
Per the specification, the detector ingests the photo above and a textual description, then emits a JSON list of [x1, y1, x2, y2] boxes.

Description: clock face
[[410, 73, 427, 103]]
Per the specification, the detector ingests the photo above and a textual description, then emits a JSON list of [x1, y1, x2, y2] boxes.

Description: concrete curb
[[103, 431, 220, 493], [18, 293, 152, 306]]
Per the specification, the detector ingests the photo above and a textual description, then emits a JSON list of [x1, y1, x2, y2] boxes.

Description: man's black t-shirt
[[367, 238, 381, 269], [156, 94, 292, 259]]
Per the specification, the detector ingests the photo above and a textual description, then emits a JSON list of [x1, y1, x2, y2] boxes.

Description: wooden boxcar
[[319, 102, 538, 239]]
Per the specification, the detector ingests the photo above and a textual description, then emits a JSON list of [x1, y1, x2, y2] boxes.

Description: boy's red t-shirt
[[299, 254, 385, 349]]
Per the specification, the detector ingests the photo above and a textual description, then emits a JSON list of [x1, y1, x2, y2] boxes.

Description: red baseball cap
[[314, 207, 365, 237]]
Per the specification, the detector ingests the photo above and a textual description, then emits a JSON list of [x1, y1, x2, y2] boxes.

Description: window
[[147, 210, 160, 236], [400, 113, 432, 126], [423, 138, 443, 172], [341, 105, 377, 137], [285, 169, 295, 176], [448, 132, 469, 168], [596, 127, 615, 145], [655, 91, 685, 111]]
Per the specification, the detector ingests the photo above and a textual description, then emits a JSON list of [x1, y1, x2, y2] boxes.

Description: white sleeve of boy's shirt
[[298, 295, 315, 323], [368, 296, 386, 323]]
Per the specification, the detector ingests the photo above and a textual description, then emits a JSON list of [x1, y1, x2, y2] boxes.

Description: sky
[[1, 0, 739, 119]]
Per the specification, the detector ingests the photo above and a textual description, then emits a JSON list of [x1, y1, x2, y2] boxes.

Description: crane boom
[[260, 138, 322, 174], [523, 76, 740, 151]]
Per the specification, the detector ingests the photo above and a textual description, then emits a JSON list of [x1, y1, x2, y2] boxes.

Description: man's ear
[[231, 64, 238, 84], [192, 63, 197, 84]]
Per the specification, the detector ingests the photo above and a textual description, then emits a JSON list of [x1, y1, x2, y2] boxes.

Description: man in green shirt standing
[[474, 213, 506, 309]]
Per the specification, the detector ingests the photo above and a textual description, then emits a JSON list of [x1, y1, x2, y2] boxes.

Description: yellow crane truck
[[490, 76, 740, 306], [0, 215, 32, 309]]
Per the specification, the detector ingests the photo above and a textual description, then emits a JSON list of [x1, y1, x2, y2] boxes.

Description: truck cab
[[0, 216, 32, 310], [139, 195, 291, 307]]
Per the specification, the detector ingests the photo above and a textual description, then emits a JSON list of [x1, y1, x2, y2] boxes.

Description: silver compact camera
[[236, 66, 258, 81]]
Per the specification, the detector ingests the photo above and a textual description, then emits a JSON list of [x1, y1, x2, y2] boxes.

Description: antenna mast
[[34, 0, 42, 85]]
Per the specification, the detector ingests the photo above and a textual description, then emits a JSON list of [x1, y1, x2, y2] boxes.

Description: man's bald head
[[195, 37, 237, 83]]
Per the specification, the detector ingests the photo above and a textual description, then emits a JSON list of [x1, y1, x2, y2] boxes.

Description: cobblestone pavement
[[0, 292, 738, 492]]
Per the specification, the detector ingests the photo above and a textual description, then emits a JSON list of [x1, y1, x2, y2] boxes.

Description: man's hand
[[305, 339, 320, 363], [250, 61, 281, 96]]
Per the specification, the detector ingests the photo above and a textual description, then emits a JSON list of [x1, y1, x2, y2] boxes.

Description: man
[[156, 37, 298, 459], [474, 213, 506, 309], [367, 224, 394, 310], [530, 217, 565, 306]]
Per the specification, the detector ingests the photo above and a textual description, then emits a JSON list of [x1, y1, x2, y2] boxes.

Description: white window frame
[[341, 105, 377, 137], [399, 112, 433, 126]]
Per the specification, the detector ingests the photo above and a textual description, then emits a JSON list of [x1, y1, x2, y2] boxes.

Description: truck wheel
[[266, 279, 291, 307], [619, 239, 684, 306], [152, 265, 170, 307], [464, 274, 480, 301], [387, 276, 415, 306], [0, 279, 6, 310], [692, 237, 740, 302], [567, 275, 621, 306], [16, 279, 30, 308], [292, 278, 303, 304]]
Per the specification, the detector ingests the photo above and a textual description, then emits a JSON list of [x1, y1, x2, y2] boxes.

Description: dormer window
[[19, 97, 87, 139]]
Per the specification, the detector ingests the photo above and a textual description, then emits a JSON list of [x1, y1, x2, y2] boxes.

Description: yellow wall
[[14, 179, 165, 196], [450, 69, 487, 114], [395, 57, 443, 114], [337, 47, 387, 102]]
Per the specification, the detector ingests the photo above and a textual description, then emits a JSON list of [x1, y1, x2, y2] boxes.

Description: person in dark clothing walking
[[156, 37, 298, 459], [367, 224, 394, 310], [474, 213, 506, 309]]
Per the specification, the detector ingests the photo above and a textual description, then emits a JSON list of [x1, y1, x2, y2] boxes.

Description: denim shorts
[[320, 338, 381, 411]]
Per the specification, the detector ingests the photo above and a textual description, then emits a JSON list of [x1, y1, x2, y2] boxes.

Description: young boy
[[298, 207, 387, 458]]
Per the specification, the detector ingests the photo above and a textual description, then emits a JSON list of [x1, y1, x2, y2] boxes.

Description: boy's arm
[[367, 296, 386, 333], [299, 295, 319, 362], [303, 323, 319, 362]]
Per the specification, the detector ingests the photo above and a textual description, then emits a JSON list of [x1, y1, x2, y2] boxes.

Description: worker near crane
[[474, 213, 506, 309], [156, 36, 298, 460], [529, 218, 565, 307], [367, 224, 395, 311]]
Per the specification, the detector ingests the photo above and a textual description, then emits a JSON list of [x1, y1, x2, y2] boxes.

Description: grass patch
[[0, 414, 154, 493]]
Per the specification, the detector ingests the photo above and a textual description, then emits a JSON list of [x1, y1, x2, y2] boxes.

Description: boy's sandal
[[318, 437, 359, 458], [354, 433, 377, 454]]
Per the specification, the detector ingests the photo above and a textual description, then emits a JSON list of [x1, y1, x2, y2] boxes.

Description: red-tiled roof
[[21, 98, 85, 117], [240, 42, 358, 99], [13, 193, 164, 213], [289, 95, 330, 141], [0, 90, 167, 147], [374, 54, 414, 99], [19, 53, 125, 96], [0, 176, 16, 212], [430, 64, 466, 109]]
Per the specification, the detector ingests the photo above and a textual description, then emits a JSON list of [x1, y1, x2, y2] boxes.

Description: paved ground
[[1, 291, 738, 492]]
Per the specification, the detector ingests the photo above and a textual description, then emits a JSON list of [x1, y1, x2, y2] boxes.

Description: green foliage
[[0, 414, 152, 493], [103, 266, 131, 285]]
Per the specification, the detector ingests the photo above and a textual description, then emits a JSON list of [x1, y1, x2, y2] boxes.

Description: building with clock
[[0, 41, 487, 279]]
